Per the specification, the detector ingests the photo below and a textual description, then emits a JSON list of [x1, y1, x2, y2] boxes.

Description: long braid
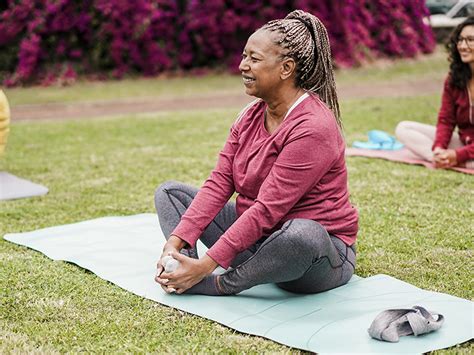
[[261, 10, 341, 127]]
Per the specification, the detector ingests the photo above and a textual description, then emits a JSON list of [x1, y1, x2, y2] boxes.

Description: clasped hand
[[432, 147, 457, 168], [155, 245, 217, 294]]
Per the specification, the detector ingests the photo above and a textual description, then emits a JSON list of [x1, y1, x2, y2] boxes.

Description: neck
[[265, 86, 304, 122]]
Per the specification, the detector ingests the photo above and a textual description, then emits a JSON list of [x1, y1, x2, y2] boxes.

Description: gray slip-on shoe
[[368, 305, 444, 342]]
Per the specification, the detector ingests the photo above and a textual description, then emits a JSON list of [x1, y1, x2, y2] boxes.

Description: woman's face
[[239, 30, 285, 99], [457, 25, 474, 64]]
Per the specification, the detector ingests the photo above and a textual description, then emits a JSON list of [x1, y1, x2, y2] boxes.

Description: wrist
[[164, 235, 186, 251], [199, 254, 219, 275]]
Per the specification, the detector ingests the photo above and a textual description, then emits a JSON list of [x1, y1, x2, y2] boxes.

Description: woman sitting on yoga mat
[[396, 17, 474, 169], [154, 10, 358, 295]]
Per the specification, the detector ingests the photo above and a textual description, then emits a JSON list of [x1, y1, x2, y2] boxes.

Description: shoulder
[[443, 75, 453, 90], [283, 94, 342, 149], [229, 99, 264, 135], [290, 93, 338, 133], [443, 74, 464, 95], [234, 99, 264, 125]]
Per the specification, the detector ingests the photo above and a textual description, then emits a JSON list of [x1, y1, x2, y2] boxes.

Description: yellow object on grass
[[0, 89, 10, 155]]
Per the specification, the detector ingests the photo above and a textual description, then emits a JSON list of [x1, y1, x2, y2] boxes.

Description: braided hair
[[261, 10, 341, 127]]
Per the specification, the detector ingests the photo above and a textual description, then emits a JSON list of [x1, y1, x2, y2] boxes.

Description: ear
[[280, 57, 296, 80]]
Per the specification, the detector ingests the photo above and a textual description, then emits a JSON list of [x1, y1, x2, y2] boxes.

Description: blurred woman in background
[[396, 17, 474, 169]]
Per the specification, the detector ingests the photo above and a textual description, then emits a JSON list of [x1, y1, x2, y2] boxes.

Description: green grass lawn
[[1, 94, 472, 353]]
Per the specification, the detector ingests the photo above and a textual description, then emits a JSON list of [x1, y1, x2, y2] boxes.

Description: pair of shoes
[[368, 305, 444, 342], [352, 130, 404, 150]]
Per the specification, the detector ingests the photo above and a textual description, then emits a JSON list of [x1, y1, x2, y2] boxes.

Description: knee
[[277, 219, 328, 250], [154, 180, 180, 208], [395, 120, 414, 142], [282, 218, 327, 236]]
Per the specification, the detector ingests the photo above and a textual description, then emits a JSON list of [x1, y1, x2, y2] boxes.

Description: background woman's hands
[[432, 147, 458, 168]]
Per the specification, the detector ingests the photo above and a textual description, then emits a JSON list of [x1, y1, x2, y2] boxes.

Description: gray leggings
[[155, 181, 356, 295]]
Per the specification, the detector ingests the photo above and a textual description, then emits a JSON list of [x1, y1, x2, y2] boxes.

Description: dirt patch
[[11, 77, 443, 121]]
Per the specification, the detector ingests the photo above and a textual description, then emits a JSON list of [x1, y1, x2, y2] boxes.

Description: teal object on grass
[[353, 130, 404, 150], [4, 214, 473, 353]]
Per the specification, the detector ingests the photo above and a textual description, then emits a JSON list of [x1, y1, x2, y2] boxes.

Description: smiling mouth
[[242, 76, 255, 84]]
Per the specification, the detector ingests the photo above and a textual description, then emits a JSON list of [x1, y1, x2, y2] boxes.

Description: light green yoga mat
[[4, 214, 473, 353]]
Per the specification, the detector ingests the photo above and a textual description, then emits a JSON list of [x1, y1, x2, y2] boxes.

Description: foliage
[[0, 0, 435, 86]]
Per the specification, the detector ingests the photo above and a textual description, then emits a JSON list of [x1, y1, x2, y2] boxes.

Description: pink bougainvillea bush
[[0, 0, 434, 86]]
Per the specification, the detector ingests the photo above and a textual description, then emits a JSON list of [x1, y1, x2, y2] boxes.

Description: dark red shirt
[[173, 93, 358, 268], [434, 77, 474, 163]]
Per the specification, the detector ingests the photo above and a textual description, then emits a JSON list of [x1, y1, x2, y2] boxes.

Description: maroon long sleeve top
[[433, 77, 474, 163], [172, 93, 359, 268]]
